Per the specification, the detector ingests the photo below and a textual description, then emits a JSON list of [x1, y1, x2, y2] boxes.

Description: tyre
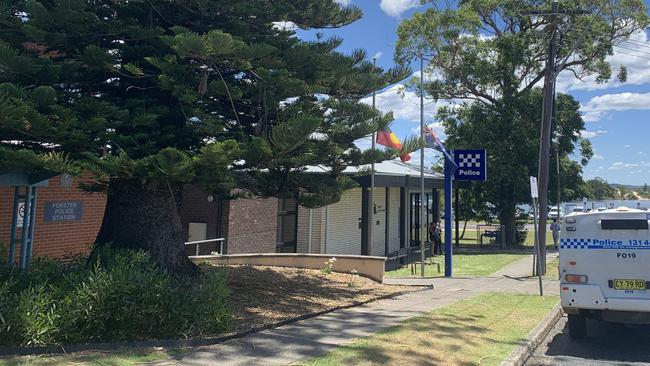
[[568, 313, 587, 339]]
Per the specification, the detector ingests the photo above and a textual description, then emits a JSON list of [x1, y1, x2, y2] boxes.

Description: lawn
[[0, 348, 189, 366], [384, 253, 527, 278], [300, 292, 559, 366], [443, 229, 556, 249], [545, 258, 560, 280]]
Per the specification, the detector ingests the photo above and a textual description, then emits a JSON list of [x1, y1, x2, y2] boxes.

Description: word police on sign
[[453, 149, 487, 181], [44, 201, 84, 222]]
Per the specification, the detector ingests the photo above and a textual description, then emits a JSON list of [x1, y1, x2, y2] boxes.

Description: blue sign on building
[[454, 149, 487, 181], [43, 201, 84, 222]]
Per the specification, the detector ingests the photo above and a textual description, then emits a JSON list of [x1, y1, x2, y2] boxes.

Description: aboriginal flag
[[376, 129, 411, 162]]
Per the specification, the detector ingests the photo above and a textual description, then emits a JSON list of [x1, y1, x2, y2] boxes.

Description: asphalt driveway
[[526, 315, 650, 366]]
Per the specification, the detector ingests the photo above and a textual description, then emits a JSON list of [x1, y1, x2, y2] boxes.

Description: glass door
[[409, 192, 433, 247]]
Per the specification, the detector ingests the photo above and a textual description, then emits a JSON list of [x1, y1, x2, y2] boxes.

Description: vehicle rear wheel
[[568, 314, 587, 339]]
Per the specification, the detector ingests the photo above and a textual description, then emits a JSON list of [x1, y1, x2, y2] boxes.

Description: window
[[276, 198, 298, 253]]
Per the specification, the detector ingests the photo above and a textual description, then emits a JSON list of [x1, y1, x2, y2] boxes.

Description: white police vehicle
[[560, 207, 650, 339]]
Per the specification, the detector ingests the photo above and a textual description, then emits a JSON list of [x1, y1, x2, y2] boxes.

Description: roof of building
[[305, 159, 442, 179]]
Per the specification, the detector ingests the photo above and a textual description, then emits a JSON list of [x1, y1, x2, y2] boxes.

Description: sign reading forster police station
[[454, 149, 487, 181], [44, 201, 84, 222]]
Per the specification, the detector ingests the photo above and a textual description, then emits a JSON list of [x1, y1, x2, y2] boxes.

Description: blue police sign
[[454, 149, 487, 181]]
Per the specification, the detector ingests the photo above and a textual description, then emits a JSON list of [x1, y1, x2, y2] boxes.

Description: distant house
[[180, 160, 444, 257]]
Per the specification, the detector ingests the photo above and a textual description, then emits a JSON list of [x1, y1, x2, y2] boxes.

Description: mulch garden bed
[[218, 265, 412, 333]]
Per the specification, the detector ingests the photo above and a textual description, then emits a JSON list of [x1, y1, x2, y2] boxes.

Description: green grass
[[0, 347, 190, 366], [545, 258, 560, 280], [300, 292, 559, 366], [385, 253, 527, 278], [449, 229, 556, 249]]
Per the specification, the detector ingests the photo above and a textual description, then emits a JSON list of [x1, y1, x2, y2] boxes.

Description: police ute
[[560, 207, 650, 339]]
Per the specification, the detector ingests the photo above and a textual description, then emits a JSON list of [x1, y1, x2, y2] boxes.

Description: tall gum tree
[[0, 0, 409, 271], [395, 0, 648, 244]]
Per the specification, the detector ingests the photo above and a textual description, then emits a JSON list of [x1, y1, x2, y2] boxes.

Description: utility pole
[[529, 0, 590, 274], [368, 57, 376, 257], [535, 0, 559, 274]]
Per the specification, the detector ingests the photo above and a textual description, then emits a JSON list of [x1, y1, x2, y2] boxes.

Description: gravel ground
[[221, 265, 412, 333]]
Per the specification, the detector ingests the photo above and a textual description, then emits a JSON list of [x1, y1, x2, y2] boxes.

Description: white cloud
[[373, 51, 383, 60], [580, 92, 650, 122], [379, 0, 419, 17], [608, 161, 650, 170], [556, 29, 650, 92], [354, 136, 373, 151], [625, 144, 632, 148], [407, 147, 438, 167], [410, 122, 446, 137], [592, 154, 604, 160], [579, 129, 608, 138], [360, 83, 449, 123], [271, 21, 298, 32], [335, 0, 352, 5]]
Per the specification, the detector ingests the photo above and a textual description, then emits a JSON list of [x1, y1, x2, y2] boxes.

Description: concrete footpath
[[160, 254, 559, 366]]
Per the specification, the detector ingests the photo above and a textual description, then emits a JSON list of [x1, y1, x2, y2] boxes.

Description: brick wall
[[0, 175, 107, 262], [179, 185, 219, 239], [225, 197, 278, 254]]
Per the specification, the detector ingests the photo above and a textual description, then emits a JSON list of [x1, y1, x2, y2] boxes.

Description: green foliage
[[394, 0, 647, 242], [1, 0, 409, 207], [582, 177, 617, 200], [396, 0, 648, 101], [438, 90, 588, 243], [0, 250, 231, 346]]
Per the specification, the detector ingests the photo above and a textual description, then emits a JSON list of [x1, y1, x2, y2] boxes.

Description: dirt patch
[[219, 265, 411, 333]]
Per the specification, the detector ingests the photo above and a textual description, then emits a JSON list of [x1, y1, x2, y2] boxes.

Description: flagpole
[[369, 57, 376, 257], [419, 54, 426, 277]]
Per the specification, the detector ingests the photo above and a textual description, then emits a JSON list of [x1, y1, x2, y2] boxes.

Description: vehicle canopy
[[560, 207, 650, 311]]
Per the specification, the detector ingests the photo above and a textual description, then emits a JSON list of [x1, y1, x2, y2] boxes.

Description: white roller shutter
[[325, 188, 362, 255]]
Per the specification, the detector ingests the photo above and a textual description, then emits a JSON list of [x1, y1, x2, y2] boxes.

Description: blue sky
[[291, 0, 650, 186]]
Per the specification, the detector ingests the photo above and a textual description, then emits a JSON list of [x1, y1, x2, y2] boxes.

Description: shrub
[[0, 249, 231, 346], [515, 220, 528, 245]]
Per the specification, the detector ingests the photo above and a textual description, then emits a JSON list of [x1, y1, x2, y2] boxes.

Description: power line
[[563, 25, 650, 51], [609, 49, 650, 61], [561, 33, 650, 60], [567, 25, 650, 47], [554, 0, 610, 74]]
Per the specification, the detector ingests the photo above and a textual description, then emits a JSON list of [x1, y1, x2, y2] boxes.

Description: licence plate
[[613, 279, 647, 290]]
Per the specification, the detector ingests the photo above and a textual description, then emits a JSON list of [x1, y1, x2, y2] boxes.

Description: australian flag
[[424, 127, 459, 170]]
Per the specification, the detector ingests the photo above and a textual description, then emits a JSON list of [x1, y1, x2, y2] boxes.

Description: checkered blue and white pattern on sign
[[458, 153, 482, 168], [560, 238, 591, 249]]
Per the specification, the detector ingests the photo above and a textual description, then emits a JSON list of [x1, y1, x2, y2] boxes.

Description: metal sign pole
[[369, 57, 377, 257], [444, 159, 453, 277], [530, 176, 543, 296], [419, 54, 426, 277]]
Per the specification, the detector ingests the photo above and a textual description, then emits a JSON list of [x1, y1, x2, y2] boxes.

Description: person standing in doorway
[[550, 219, 560, 250], [429, 221, 443, 255]]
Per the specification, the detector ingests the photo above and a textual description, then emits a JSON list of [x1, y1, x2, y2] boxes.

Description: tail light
[[565, 274, 588, 283]]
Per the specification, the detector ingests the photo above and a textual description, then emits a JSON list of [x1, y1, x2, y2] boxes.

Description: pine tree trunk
[[94, 178, 194, 273], [499, 209, 517, 247]]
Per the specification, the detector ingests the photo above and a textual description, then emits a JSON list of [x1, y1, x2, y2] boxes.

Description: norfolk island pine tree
[[0, 1, 413, 271]]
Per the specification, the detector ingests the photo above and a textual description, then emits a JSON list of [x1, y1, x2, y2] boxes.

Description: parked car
[[547, 208, 562, 220]]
